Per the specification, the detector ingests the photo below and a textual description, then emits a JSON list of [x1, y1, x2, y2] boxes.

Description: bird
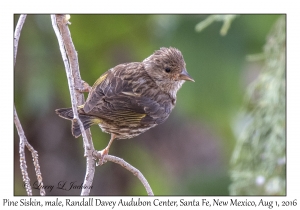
[[56, 47, 194, 158]]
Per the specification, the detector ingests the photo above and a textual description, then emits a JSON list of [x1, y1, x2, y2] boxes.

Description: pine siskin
[[56, 47, 194, 156]]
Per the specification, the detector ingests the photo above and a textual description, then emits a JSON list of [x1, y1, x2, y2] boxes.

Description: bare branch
[[51, 14, 92, 150], [25, 140, 46, 196], [103, 155, 154, 196], [14, 14, 27, 65], [51, 14, 95, 195], [14, 14, 45, 196], [14, 106, 32, 196]]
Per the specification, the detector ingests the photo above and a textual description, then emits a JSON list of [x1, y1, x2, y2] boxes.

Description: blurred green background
[[14, 14, 281, 195]]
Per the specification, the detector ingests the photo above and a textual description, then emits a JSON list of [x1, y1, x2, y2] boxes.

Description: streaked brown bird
[[56, 47, 194, 156]]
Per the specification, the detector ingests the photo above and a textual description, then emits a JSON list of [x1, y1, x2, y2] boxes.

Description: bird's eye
[[165, 67, 171, 73]]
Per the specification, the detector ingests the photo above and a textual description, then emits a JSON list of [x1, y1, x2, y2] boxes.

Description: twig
[[51, 15, 92, 150], [51, 14, 95, 196], [14, 14, 26, 66], [14, 14, 45, 196], [25, 140, 46, 196], [103, 155, 154, 196], [195, 15, 238, 36], [14, 106, 32, 196]]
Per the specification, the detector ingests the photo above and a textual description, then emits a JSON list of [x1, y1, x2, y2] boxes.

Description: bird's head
[[143, 47, 194, 98]]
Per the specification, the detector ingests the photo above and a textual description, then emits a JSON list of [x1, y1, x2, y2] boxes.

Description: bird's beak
[[179, 69, 195, 82]]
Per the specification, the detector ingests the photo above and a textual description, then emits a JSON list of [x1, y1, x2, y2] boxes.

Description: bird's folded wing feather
[[83, 63, 170, 126]]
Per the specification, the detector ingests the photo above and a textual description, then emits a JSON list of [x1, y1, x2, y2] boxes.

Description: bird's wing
[[83, 63, 170, 126], [83, 69, 110, 113]]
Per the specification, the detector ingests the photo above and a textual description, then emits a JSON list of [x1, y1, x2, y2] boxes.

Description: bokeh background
[[14, 14, 282, 195]]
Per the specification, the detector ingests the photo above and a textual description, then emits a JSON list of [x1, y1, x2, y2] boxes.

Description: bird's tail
[[55, 108, 100, 138]]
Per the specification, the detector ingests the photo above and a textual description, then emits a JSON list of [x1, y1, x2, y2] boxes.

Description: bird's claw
[[96, 148, 109, 166]]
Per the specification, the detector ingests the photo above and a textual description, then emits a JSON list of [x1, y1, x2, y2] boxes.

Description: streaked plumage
[[56, 47, 194, 155]]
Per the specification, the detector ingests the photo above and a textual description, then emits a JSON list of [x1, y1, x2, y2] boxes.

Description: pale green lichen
[[230, 16, 286, 195]]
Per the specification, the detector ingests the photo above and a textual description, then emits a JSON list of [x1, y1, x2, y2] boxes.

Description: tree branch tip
[[65, 14, 71, 25], [55, 14, 71, 25]]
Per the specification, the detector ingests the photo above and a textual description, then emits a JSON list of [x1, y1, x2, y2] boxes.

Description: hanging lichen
[[230, 16, 286, 195]]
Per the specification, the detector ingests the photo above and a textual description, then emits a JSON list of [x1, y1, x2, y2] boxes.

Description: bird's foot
[[76, 80, 92, 93], [95, 147, 109, 166]]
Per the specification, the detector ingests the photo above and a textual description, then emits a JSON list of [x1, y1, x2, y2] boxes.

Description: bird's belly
[[97, 122, 156, 139]]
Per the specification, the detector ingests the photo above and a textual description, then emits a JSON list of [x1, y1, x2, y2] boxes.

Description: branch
[[25, 137, 45, 196], [14, 14, 26, 65], [51, 14, 95, 196], [103, 155, 154, 196], [195, 15, 238, 36], [14, 106, 32, 195], [14, 14, 45, 196]]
